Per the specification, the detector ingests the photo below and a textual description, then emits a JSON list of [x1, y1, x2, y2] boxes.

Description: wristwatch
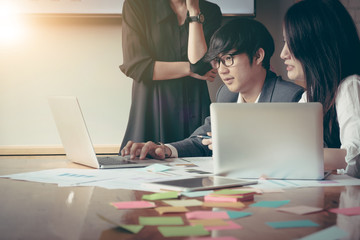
[[187, 12, 205, 24]]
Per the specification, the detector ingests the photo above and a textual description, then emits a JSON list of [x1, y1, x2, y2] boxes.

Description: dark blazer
[[170, 71, 304, 157]]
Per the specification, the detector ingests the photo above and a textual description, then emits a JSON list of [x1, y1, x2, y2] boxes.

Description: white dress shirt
[[299, 75, 360, 178]]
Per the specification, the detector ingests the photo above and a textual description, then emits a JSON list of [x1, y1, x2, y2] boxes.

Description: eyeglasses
[[210, 53, 239, 69]]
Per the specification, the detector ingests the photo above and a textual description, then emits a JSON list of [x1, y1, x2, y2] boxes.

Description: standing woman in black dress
[[119, 0, 222, 149]]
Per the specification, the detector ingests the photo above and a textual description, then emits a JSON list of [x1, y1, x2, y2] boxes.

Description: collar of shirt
[[237, 93, 261, 103]]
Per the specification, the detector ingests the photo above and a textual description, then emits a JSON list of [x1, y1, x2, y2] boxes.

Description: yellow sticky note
[[155, 206, 189, 214]]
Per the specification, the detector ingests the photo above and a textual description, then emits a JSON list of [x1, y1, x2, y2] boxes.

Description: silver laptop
[[210, 102, 325, 180], [48, 96, 169, 169]]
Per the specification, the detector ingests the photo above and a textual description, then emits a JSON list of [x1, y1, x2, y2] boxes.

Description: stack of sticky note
[[204, 189, 256, 203]]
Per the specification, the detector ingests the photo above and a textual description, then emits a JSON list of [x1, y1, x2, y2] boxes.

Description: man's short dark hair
[[205, 18, 274, 70]]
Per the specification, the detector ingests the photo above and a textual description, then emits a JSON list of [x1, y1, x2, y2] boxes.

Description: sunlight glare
[[0, 3, 25, 44]]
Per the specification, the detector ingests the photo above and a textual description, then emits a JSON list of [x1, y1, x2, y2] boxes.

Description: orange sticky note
[[202, 201, 245, 209]]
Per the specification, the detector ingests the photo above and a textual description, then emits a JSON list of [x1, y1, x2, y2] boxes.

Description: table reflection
[[337, 186, 360, 240]]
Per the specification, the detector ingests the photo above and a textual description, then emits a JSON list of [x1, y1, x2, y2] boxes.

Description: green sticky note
[[139, 216, 184, 226], [119, 225, 144, 234], [250, 200, 290, 208], [158, 225, 210, 237], [142, 191, 178, 201], [227, 211, 252, 219], [266, 220, 319, 229]]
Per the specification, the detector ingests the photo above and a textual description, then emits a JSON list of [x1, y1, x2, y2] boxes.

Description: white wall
[[0, 0, 295, 151], [0, 16, 131, 148]]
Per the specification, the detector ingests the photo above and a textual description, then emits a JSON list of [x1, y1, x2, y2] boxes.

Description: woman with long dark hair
[[281, 0, 360, 178]]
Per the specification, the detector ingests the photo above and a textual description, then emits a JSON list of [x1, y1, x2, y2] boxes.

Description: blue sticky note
[[299, 226, 348, 240], [141, 164, 172, 172], [250, 200, 290, 208], [181, 190, 213, 198], [266, 220, 319, 229], [227, 211, 252, 219]]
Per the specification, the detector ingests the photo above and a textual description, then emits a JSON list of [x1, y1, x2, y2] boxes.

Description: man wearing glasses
[[121, 18, 304, 159]]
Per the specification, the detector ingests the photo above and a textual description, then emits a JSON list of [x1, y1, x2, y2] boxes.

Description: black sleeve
[[191, 1, 222, 75], [119, 0, 155, 83]]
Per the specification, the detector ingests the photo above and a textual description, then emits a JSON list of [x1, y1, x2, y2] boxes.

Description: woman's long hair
[[284, 0, 360, 147]]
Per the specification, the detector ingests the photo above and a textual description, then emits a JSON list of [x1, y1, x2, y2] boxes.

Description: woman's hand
[[186, 0, 200, 15], [190, 68, 217, 82]]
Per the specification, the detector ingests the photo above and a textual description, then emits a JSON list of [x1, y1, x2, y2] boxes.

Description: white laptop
[[48, 96, 169, 169], [210, 102, 325, 180]]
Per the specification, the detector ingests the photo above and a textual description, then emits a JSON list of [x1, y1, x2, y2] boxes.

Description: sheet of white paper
[[254, 174, 360, 190]]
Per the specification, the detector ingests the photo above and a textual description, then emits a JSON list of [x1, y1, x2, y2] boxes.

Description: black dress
[[120, 0, 222, 149]]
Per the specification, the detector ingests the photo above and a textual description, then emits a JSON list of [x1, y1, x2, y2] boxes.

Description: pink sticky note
[[186, 211, 229, 220], [204, 195, 239, 203], [111, 201, 155, 209], [204, 221, 243, 231], [277, 205, 323, 215], [190, 237, 239, 240], [329, 207, 360, 216]]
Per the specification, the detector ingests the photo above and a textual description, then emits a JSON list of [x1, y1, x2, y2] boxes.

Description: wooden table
[[0, 156, 359, 240]]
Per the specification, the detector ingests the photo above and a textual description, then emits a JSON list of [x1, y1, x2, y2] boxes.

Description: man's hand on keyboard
[[120, 141, 171, 160]]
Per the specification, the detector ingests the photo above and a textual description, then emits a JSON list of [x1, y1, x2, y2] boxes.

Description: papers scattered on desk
[[1, 157, 360, 191], [254, 174, 360, 190], [0, 157, 213, 191], [0, 168, 122, 186]]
